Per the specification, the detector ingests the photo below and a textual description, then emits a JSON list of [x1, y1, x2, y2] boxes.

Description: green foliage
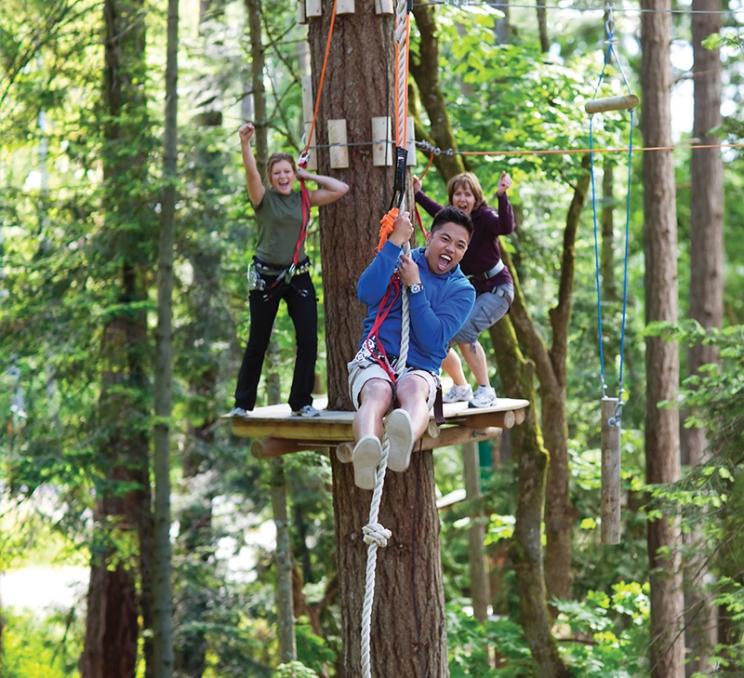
[[553, 582, 649, 676], [446, 603, 534, 677], [2, 608, 83, 678], [273, 660, 318, 678]]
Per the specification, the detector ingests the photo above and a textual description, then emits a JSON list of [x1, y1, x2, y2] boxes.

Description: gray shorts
[[347, 358, 439, 411], [453, 283, 514, 345]]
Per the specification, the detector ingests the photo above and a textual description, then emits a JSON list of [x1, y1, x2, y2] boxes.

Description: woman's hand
[[296, 166, 311, 181], [496, 172, 512, 195], [412, 175, 422, 193], [239, 122, 255, 144]]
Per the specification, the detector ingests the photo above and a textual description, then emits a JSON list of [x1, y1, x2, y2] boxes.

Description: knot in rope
[[362, 523, 392, 547]]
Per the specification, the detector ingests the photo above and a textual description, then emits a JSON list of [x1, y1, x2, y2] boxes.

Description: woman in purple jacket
[[414, 170, 515, 408]]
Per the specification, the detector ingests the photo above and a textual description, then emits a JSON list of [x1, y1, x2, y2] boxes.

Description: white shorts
[[347, 358, 439, 411]]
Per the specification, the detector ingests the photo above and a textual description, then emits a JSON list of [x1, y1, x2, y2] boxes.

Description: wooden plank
[[371, 116, 392, 166], [297, 0, 306, 24], [303, 122, 318, 170], [327, 119, 349, 168], [305, 0, 322, 18], [375, 0, 393, 14], [600, 397, 621, 544], [337, 0, 355, 13], [406, 115, 416, 165], [585, 94, 639, 114]]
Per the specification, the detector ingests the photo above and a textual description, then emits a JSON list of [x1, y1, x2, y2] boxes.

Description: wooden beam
[[449, 409, 517, 430], [327, 119, 349, 168], [585, 94, 639, 114], [371, 116, 392, 166], [251, 438, 329, 459], [600, 397, 621, 544]]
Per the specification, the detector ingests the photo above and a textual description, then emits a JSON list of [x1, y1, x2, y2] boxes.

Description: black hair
[[431, 206, 474, 238]]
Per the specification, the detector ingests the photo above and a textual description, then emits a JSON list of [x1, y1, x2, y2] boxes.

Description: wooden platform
[[229, 397, 529, 459]]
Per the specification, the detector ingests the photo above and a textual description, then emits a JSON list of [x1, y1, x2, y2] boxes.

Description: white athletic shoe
[[468, 385, 497, 409], [442, 383, 474, 403], [352, 435, 383, 490], [228, 406, 250, 418], [385, 408, 415, 473]]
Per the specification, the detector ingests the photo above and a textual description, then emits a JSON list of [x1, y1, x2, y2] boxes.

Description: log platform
[[228, 397, 530, 460]]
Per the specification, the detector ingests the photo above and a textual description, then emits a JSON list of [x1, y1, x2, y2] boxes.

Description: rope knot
[[362, 522, 392, 548]]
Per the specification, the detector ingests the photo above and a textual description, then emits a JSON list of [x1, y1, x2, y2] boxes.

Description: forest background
[[1, 0, 743, 676]]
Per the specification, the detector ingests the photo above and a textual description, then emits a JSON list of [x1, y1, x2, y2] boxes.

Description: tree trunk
[[174, 0, 229, 670], [410, 4, 467, 179], [536, 0, 549, 53], [490, 319, 570, 677], [308, 6, 447, 675], [463, 441, 490, 621], [82, 1, 154, 675], [152, 0, 178, 672], [684, 0, 723, 673], [641, 1, 685, 675]]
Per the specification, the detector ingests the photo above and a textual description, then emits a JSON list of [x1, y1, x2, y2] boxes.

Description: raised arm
[[494, 172, 515, 235], [238, 123, 265, 206], [413, 176, 445, 219], [297, 167, 349, 206]]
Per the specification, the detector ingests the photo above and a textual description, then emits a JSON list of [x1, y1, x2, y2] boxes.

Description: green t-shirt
[[254, 188, 305, 266]]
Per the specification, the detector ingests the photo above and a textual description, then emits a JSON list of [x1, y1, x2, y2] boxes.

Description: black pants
[[234, 271, 317, 412]]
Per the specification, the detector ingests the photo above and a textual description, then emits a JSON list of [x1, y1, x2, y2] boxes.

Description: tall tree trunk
[[463, 441, 490, 621], [81, 1, 154, 675], [152, 0, 178, 672], [410, 4, 467, 179], [536, 0, 549, 53], [684, 0, 723, 673], [307, 6, 448, 675], [494, 0, 511, 45], [490, 319, 570, 677], [641, 1, 685, 675]]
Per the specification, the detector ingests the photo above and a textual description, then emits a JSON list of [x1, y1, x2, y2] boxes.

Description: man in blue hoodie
[[348, 207, 475, 489]]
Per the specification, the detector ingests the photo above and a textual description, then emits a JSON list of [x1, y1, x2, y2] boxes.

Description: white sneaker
[[468, 385, 497, 409], [352, 436, 383, 490], [228, 406, 250, 418], [442, 383, 474, 403], [385, 408, 414, 473]]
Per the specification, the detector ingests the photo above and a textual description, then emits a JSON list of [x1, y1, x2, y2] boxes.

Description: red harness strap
[[363, 274, 402, 383]]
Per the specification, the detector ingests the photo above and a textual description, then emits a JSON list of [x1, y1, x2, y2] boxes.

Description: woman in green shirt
[[231, 122, 349, 418]]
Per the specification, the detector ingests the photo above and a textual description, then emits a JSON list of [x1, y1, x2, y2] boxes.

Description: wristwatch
[[408, 282, 424, 294]]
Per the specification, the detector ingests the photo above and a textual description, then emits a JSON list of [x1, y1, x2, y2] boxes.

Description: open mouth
[[437, 254, 452, 272]]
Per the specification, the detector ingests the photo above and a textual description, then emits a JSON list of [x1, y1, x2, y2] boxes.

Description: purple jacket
[[415, 189, 516, 295]]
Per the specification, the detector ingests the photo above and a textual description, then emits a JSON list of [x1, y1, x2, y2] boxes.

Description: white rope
[[360, 4, 412, 675]]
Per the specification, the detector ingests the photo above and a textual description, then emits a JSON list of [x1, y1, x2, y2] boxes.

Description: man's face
[[424, 221, 470, 274]]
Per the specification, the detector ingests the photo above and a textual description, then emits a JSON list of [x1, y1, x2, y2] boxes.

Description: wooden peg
[[585, 94, 639, 114], [337, 0, 355, 13], [301, 74, 314, 124], [327, 119, 349, 168], [375, 0, 394, 13], [372, 116, 392, 166], [297, 0, 307, 24], [600, 396, 621, 545], [305, 0, 322, 18]]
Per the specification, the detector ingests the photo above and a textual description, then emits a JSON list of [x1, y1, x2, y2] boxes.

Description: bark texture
[[309, 6, 448, 675], [82, 1, 154, 675], [641, 1, 685, 675], [684, 0, 723, 673]]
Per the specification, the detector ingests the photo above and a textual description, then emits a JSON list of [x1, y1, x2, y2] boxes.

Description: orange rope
[[419, 152, 435, 180], [377, 208, 399, 251], [303, 0, 339, 155], [448, 141, 744, 158]]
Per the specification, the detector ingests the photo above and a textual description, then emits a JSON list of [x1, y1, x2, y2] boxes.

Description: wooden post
[[600, 396, 621, 544], [463, 441, 490, 621], [327, 119, 349, 168], [371, 116, 392, 166]]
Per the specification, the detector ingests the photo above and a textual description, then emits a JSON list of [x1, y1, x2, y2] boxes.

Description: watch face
[[409, 283, 423, 294]]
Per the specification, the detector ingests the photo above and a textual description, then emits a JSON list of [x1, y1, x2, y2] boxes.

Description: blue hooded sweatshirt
[[356, 241, 475, 373]]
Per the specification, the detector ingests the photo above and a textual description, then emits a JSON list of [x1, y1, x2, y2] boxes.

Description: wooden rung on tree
[[371, 116, 392, 166], [600, 396, 621, 544], [337, 0, 355, 13], [304, 0, 322, 18], [327, 119, 349, 168], [375, 0, 393, 13], [585, 94, 639, 114]]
